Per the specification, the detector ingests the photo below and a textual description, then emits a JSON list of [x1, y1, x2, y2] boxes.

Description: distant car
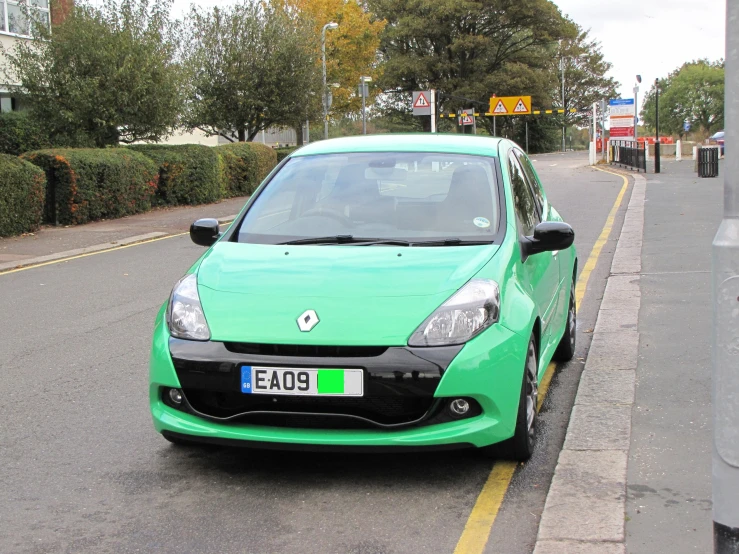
[[710, 131, 725, 155], [149, 134, 577, 461]]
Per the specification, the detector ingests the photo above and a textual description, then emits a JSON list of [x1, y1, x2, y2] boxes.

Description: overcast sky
[[171, 0, 727, 109]]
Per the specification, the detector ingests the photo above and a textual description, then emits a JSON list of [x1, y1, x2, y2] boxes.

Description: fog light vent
[[168, 388, 183, 405], [449, 398, 470, 416]]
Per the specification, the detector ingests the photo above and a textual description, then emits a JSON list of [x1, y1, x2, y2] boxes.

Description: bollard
[[677, 139, 682, 161]]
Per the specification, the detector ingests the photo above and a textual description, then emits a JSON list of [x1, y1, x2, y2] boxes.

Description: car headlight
[[166, 273, 211, 341], [408, 279, 500, 347]]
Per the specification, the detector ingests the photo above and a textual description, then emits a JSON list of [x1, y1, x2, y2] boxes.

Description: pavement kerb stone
[[534, 173, 647, 550], [0, 214, 239, 274]]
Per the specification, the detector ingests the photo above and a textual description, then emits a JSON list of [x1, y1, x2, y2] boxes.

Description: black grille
[[224, 342, 388, 358], [181, 389, 436, 427]]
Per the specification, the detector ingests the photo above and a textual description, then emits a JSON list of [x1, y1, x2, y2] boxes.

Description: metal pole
[[713, 1, 739, 552], [430, 90, 436, 133], [561, 57, 566, 152], [525, 120, 529, 154], [322, 26, 327, 140], [361, 78, 367, 135], [493, 116, 496, 136], [306, 119, 309, 144], [634, 86, 639, 143], [655, 79, 661, 174]]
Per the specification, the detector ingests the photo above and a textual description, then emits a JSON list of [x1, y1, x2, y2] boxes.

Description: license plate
[[241, 366, 363, 397]]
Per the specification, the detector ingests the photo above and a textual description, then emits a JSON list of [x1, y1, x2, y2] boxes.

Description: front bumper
[[149, 307, 528, 449]]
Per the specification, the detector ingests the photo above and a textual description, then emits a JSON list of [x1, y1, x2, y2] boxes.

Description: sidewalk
[[534, 158, 720, 553], [0, 196, 247, 271]]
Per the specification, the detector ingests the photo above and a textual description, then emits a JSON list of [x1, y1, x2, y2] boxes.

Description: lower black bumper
[[167, 338, 478, 429]]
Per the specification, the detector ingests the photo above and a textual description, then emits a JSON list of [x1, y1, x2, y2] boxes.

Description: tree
[[555, 25, 618, 129], [277, 0, 385, 139], [0, 0, 184, 147], [641, 60, 724, 137], [184, 1, 321, 142], [369, 0, 577, 143]]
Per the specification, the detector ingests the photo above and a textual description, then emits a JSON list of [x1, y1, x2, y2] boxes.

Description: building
[[0, 0, 72, 113]]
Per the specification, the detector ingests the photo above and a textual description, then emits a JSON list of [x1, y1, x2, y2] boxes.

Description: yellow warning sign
[[487, 95, 532, 116]]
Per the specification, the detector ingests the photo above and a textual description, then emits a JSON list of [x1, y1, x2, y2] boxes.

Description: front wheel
[[481, 336, 538, 461], [552, 279, 576, 362]]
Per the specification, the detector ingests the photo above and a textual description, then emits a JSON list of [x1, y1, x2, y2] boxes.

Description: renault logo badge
[[297, 310, 319, 332]]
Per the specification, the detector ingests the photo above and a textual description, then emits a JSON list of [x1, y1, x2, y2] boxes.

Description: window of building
[[1, 0, 50, 36]]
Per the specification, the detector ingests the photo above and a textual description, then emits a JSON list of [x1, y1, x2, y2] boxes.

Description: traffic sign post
[[412, 90, 436, 132], [487, 95, 532, 116], [712, 1, 739, 552]]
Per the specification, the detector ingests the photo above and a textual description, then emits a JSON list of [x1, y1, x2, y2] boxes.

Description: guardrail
[[610, 140, 647, 172]]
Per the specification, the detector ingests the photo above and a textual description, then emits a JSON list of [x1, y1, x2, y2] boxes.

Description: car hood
[[196, 242, 499, 345]]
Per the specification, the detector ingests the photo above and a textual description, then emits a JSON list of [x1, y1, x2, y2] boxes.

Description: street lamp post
[[712, 1, 739, 551], [561, 56, 566, 152], [321, 22, 338, 140], [634, 75, 642, 144], [360, 76, 372, 135], [654, 78, 661, 174]]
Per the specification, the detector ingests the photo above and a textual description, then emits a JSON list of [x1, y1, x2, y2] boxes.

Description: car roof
[[291, 134, 505, 158]]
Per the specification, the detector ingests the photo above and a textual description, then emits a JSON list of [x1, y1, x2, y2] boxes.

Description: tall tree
[[184, 1, 320, 142], [641, 59, 724, 137], [1, 0, 184, 147], [555, 25, 619, 129], [369, 0, 577, 142]]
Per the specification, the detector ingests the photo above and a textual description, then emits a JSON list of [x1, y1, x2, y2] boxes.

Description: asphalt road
[[0, 151, 629, 554]]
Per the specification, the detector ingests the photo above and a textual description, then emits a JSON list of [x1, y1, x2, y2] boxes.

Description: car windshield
[[236, 152, 500, 245]]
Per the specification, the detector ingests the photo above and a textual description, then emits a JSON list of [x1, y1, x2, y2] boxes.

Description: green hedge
[[0, 154, 46, 237], [0, 111, 52, 156], [22, 149, 158, 225], [276, 147, 298, 163], [128, 144, 221, 206], [215, 142, 278, 197]]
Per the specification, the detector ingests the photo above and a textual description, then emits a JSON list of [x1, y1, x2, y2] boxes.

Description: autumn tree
[[282, 0, 385, 123], [184, 1, 320, 142], [0, 0, 184, 147], [641, 59, 724, 137]]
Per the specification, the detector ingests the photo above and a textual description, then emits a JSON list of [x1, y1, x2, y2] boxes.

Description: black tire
[[552, 279, 576, 362], [481, 336, 538, 461]]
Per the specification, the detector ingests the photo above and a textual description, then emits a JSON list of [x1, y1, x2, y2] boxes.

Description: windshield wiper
[[280, 235, 411, 246], [410, 238, 493, 246]]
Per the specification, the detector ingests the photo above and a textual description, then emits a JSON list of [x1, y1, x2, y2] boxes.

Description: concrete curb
[[0, 214, 238, 274], [533, 173, 647, 554]]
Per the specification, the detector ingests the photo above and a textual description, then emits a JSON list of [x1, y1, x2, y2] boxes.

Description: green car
[[149, 134, 576, 460]]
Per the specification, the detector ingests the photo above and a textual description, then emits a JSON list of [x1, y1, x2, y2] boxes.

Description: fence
[[697, 146, 720, 178], [610, 140, 647, 172]]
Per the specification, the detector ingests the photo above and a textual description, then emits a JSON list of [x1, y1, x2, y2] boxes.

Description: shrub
[[215, 142, 277, 197], [22, 148, 158, 225], [0, 111, 52, 156], [128, 144, 221, 206], [0, 154, 46, 237], [276, 147, 298, 163]]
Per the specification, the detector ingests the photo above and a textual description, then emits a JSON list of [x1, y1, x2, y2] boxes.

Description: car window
[[508, 152, 540, 237], [515, 150, 546, 215], [237, 152, 501, 244]]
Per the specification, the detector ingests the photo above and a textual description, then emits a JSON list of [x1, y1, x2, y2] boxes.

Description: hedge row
[[22, 149, 159, 225], [276, 147, 298, 163], [3, 142, 279, 233], [0, 154, 47, 237], [0, 112, 53, 157]]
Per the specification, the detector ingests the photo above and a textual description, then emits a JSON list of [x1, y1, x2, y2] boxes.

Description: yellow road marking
[[452, 167, 630, 554], [0, 221, 235, 276]]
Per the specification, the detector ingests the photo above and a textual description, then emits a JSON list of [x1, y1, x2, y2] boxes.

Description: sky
[[170, 0, 727, 111]]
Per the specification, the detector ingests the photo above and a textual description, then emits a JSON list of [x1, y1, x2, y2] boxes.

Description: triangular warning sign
[[413, 93, 430, 108], [461, 113, 473, 124], [513, 98, 528, 113], [493, 99, 507, 114]]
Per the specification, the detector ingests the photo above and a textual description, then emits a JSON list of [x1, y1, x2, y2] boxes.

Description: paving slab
[[585, 331, 639, 370], [563, 404, 632, 451], [534, 540, 625, 554], [574, 370, 636, 406]]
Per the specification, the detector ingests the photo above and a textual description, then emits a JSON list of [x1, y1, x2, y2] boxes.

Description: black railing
[[610, 140, 647, 172], [697, 146, 720, 178]]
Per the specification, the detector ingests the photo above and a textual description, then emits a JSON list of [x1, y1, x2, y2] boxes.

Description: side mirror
[[190, 218, 220, 247], [522, 221, 574, 257]]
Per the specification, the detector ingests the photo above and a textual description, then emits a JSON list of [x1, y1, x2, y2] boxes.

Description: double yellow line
[[453, 167, 630, 554]]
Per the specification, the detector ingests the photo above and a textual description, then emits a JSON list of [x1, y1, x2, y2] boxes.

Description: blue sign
[[684, 121, 691, 132], [609, 98, 635, 106]]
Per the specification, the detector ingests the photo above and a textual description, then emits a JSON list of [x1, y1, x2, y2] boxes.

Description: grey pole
[[561, 57, 566, 152], [525, 120, 529, 154], [713, 1, 739, 552], [362, 85, 366, 134], [321, 22, 338, 140]]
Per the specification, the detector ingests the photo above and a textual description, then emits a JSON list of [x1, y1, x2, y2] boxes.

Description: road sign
[[609, 98, 635, 141], [684, 121, 691, 132], [487, 96, 532, 115], [459, 109, 474, 126], [412, 91, 431, 115]]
